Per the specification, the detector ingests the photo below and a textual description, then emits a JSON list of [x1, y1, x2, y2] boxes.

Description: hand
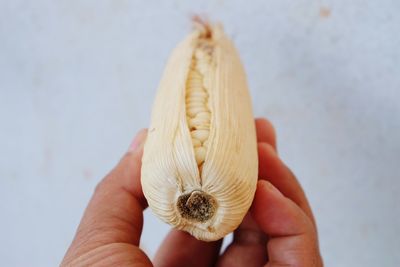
[[61, 118, 323, 267]]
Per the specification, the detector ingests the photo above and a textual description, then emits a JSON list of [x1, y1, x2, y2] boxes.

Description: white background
[[1, 1, 399, 266]]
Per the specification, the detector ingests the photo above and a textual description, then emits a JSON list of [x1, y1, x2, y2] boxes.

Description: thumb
[[62, 130, 149, 265]]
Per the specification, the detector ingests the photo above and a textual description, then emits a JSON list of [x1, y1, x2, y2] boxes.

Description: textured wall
[[1, 1, 399, 266]]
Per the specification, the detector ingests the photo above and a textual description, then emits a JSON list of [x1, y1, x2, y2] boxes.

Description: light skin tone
[[62, 118, 323, 267]]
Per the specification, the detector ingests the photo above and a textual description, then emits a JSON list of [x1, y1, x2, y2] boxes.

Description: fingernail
[[259, 180, 283, 197], [128, 129, 146, 152], [128, 138, 140, 152]]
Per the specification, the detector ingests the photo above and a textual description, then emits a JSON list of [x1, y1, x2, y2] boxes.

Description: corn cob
[[141, 21, 258, 241]]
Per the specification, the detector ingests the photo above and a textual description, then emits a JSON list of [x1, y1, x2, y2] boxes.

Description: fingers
[[62, 130, 148, 264], [215, 213, 268, 267], [252, 180, 312, 236], [255, 118, 277, 150], [258, 142, 316, 225], [152, 118, 274, 267], [255, 117, 313, 221], [255, 118, 321, 265], [251, 180, 322, 266], [154, 230, 222, 267], [214, 118, 275, 267]]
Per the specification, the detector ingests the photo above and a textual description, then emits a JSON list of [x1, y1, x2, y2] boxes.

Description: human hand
[[61, 118, 322, 267]]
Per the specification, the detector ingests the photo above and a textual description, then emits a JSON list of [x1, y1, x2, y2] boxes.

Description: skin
[[61, 118, 323, 267]]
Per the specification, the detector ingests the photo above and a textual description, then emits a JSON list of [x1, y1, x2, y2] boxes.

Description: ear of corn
[[141, 22, 258, 241]]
